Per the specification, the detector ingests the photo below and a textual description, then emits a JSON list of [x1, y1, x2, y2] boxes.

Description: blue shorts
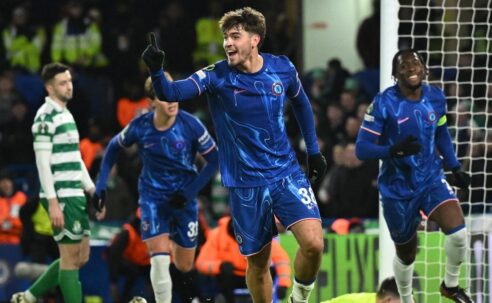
[[139, 197, 198, 248], [229, 169, 321, 255], [383, 178, 458, 244]]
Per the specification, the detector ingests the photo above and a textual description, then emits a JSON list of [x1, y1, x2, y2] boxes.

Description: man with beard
[[12, 63, 97, 303], [142, 7, 327, 303], [355, 49, 473, 303]]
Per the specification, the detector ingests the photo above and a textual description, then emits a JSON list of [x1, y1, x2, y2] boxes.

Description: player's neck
[[49, 95, 67, 108], [238, 53, 263, 73], [399, 85, 422, 101], [153, 111, 175, 131]]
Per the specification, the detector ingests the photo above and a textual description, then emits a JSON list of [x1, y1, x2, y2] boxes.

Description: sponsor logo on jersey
[[364, 114, 375, 122], [198, 132, 210, 144], [366, 101, 375, 114], [272, 82, 284, 96], [428, 111, 436, 122], [38, 122, 49, 134], [172, 140, 186, 151]]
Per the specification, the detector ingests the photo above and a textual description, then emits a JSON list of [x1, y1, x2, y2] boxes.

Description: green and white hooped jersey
[[32, 97, 85, 199]]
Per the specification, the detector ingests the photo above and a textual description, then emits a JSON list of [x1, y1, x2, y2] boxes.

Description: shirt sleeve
[[32, 114, 57, 198], [359, 95, 385, 136], [355, 96, 392, 160], [285, 60, 320, 155], [32, 113, 56, 151], [117, 120, 138, 148], [151, 67, 212, 102], [189, 115, 216, 155]]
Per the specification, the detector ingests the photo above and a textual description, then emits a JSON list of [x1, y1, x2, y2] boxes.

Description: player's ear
[[251, 33, 260, 48]]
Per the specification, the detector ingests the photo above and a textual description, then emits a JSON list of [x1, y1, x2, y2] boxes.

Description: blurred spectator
[[103, 1, 142, 99], [154, 1, 195, 76], [2, 6, 46, 74], [97, 164, 136, 222], [317, 144, 345, 217], [330, 218, 365, 235], [116, 83, 149, 128], [51, 0, 106, 69], [0, 71, 24, 127], [356, 0, 380, 70], [107, 212, 151, 303], [265, 12, 296, 62], [195, 216, 291, 302], [326, 143, 379, 218], [323, 59, 351, 101], [354, 0, 380, 101], [339, 90, 358, 117], [80, 118, 104, 173], [19, 194, 57, 262], [193, 0, 225, 67], [319, 104, 346, 168], [0, 99, 34, 165], [344, 116, 361, 143], [0, 172, 27, 244]]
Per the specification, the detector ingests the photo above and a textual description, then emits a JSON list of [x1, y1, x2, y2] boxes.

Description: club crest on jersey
[[172, 140, 186, 151], [271, 82, 284, 96], [427, 111, 436, 122]]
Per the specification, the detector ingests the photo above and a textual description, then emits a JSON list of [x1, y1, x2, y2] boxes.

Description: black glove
[[141, 32, 165, 73], [389, 135, 421, 158], [450, 167, 470, 189], [219, 261, 234, 276], [276, 286, 288, 299], [307, 153, 327, 185], [91, 190, 106, 212], [169, 191, 188, 209]]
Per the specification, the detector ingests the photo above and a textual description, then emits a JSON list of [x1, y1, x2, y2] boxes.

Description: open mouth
[[227, 50, 238, 59]]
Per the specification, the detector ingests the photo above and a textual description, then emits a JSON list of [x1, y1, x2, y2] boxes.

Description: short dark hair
[[391, 48, 426, 78], [219, 7, 266, 48], [41, 63, 70, 84], [376, 277, 399, 299], [144, 73, 173, 100]]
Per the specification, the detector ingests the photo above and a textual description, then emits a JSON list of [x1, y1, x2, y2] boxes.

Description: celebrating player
[[93, 74, 219, 303], [12, 63, 96, 303], [355, 49, 473, 303], [142, 6, 327, 303]]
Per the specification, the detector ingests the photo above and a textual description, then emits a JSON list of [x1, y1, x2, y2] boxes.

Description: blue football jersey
[[188, 54, 304, 187], [360, 84, 448, 199], [118, 110, 216, 200]]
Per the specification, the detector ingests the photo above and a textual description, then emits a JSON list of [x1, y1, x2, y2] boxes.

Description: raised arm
[[141, 32, 201, 102]]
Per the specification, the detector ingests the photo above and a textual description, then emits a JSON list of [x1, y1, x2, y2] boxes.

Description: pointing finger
[[148, 32, 158, 48]]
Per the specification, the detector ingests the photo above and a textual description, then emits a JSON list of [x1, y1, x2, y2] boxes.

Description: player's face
[[223, 25, 258, 67], [47, 70, 73, 103], [396, 52, 425, 90], [152, 98, 179, 117]]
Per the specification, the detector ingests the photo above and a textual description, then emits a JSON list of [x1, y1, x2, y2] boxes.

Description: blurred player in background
[[355, 49, 473, 303], [321, 277, 400, 303], [93, 74, 218, 303], [142, 6, 327, 303], [12, 63, 96, 303]]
